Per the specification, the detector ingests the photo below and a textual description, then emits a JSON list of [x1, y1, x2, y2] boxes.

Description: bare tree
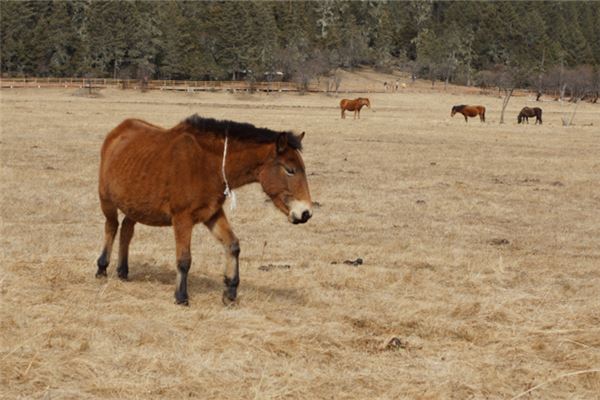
[[560, 66, 594, 126], [534, 49, 545, 101], [325, 68, 342, 94], [491, 66, 517, 124], [478, 63, 530, 124]]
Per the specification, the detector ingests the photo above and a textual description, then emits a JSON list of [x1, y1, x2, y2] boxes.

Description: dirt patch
[[258, 264, 291, 272]]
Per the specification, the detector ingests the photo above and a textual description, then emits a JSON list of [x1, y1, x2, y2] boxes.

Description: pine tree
[[84, 1, 129, 77], [561, 4, 594, 66], [0, 1, 38, 75], [126, 1, 162, 79]]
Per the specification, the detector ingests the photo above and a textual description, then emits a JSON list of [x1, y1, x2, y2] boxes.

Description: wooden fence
[[0, 77, 324, 93]]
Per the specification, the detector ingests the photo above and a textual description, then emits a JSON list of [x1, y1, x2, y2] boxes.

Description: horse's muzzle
[[292, 210, 312, 224], [289, 200, 312, 224]]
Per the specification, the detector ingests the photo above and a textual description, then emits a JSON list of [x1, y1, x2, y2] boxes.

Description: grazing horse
[[96, 114, 313, 305], [517, 107, 542, 124], [340, 97, 371, 119], [451, 105, 486, 123]]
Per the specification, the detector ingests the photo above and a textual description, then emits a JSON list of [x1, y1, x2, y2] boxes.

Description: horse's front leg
[[205, 208, 240, 305]]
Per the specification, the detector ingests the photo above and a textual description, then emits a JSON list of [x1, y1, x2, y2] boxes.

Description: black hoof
[[117, 271, 128, 281], [222, 291, 238, 306], [175, 298, 189, 306], [175, 291, 189, 306], [95, 269, 107, 278]]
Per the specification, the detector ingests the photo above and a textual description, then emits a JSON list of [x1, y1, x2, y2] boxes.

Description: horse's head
[[451, 106, 457, 117], [259, 132, 312, 224], [517, 114, 522, 124], [360, 98, 371, 109]]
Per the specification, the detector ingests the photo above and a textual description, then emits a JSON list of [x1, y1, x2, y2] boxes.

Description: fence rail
[[0, 77, 324, 92]]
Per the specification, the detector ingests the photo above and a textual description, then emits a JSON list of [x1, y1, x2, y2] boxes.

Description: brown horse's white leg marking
[[116, 216, 136, 280], [96, 200, 119, 277], [173, 214, 193, 305], [205, 208, 240, 305]]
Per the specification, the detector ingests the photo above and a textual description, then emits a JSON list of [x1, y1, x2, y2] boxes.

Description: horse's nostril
[[301, 210, 311, 222]]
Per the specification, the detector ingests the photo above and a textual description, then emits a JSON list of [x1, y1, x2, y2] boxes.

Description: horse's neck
[[223, 140, 272, 189]]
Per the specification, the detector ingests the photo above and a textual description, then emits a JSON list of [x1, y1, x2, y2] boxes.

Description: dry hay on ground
[[1, 87, 599, 399]]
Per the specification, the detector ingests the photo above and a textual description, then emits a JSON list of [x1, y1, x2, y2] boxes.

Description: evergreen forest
[[1, 1, 599, 94]]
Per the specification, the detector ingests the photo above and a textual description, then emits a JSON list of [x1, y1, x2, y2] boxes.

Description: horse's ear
[[276, 132, 287, 153], [298, 131, 305, 142]]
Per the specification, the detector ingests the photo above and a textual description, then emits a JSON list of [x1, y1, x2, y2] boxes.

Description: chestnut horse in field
[[518, 107, 542, 124], [97, 114, 313, 305], [340, 97, 371, 119], [451, 105, 486, 122]]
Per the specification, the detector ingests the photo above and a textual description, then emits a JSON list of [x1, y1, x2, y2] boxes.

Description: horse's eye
[[283, 166, 295, 176]]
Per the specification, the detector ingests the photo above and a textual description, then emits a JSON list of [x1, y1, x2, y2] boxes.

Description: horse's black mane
[[453, 104, 467, 111], [184, 114, 302, 150]]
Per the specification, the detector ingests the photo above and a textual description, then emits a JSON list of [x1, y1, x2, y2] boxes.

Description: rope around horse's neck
[[222, 134, 237, 211]]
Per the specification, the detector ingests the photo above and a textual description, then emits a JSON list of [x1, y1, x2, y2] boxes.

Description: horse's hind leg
[[205, 208, 240, 305], [341, 109, 345, 119], [96, 200, 119, 277], [173, 214, 193, 305], [116, 216, 136, 280]]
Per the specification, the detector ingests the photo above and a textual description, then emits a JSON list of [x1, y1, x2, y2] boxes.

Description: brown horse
[[517, 107, 542, 124], [96, 115, 313, 305], [451, 105, 486, 123], [340, 97, 371, 119]]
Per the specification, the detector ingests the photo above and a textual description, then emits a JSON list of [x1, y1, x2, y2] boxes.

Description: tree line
[[1, 1, 599, 97]]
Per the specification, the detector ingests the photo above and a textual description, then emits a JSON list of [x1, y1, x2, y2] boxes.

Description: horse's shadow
[[127, 261, 306, 305]]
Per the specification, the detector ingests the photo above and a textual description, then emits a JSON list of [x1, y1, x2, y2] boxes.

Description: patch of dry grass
[[1, 86, 599, 399]]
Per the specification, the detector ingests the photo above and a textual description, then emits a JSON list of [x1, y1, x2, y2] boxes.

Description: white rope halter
[[222, 134, 237, 211]]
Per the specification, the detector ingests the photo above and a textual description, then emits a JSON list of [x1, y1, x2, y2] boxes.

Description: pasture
[[1, 86, 599, 399]]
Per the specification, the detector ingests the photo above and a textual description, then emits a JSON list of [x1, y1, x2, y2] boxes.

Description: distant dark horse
[[517, 107, 542, 124], [451, 105, 486, 123]]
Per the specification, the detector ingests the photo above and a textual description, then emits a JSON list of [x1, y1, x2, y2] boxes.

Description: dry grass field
[[1, 82, 599, 399]]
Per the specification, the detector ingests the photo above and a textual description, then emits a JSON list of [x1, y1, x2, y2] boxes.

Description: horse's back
[[99, 119, 181, 225], [101, 119, 167, 160], [340, 99, 352, 109], [462, 105, 481, 116]]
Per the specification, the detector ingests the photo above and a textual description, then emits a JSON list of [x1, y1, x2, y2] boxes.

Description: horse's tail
[[481, 106, 486, 122]]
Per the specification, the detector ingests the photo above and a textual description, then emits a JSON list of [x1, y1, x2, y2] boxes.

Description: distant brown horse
[[451, 105, 486, 122], [97, 115, 312, 305], [517, 107, 542, 124], [340, 97, 371, 119]]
